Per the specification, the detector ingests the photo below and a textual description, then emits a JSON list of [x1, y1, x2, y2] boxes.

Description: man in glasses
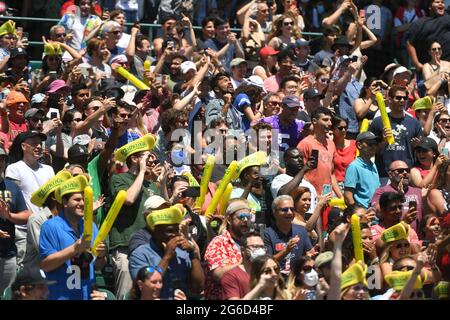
[[263, 195, 313, 278], [371, 160, 423, 232], [24, 108, 46, 133], [204, 199, 253, 299], [343, 132, 380, 209], [369, 85, 423, 184]]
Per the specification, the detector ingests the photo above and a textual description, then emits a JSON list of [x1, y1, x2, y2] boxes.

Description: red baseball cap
[[259, 46, 279, 58]]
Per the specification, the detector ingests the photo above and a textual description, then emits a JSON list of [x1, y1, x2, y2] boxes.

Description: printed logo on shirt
[[275, 242, 286, 252]]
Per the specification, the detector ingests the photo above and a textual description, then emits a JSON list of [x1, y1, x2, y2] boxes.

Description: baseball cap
[[72, 134, 91, 146], [110, 54, 128, 65], [259, 46, 279, 58], [230, 58, 247, 68], [331, 36, 352, 51], [11, 267, 56, 290], [24, 108, 45, 120], [6, 90, 28, 106], [225, 200, 250, 217], [68, 144, 88, 158], [180, 61, 197, 74], [47, 80, 71, 94], [303, 88, 322, 100], [17, 130, 47, 144], [393, 66, 412, 77], [415, 137, 438, 153], [282, 95, 301, 109], [323, 25, 340, 36], [356, 131, 378, 142], [9, 47, 29, 60], [143, 195, 170, 214], [246, 75, 266, 93], [294, 38, 310, 47], [31, 93, 46, 106], [315, 251, 333, 268]]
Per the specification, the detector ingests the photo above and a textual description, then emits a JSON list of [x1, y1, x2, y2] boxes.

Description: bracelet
[[370, 257, 380, 265]]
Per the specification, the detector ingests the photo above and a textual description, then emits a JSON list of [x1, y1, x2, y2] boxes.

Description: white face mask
[[303, 269, 319, 287], [248, 247, 267, 262]]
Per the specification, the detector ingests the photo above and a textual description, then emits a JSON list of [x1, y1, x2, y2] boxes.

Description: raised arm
[[327, 223, 348, 300]]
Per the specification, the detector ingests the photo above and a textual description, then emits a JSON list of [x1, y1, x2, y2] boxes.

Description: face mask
[[248, 247, 267, 262], [317, 5, 325, 15], [303, 269, 319, 287]]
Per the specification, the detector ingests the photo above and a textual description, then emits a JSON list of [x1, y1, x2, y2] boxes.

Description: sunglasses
[[397, 265, 415, 271], [431, 47, 442, 52], [269, 101, 281, 106], [119, 113, 131, 119], [302, 266, 314, 273], [393, 96, 408, 101], [439, 118, 450, 123], [73, 118, 83, 122], [55, 33, 67, 37], [319, 78, 330, 84], [31, 117, 45, 122], [391, 168, 410, 174], [395, 242, 410, 249], [350, 284, 369, 292], [336, 126, 347, 131], [146, 266, 163, 274], [263, 266, 280, 275], [236, 212, 252, 221], [278, 207, 294, 213], [283, 21, 294, 26]]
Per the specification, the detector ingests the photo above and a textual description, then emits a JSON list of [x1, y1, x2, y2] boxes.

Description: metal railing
[[6, 16, 323, 69]]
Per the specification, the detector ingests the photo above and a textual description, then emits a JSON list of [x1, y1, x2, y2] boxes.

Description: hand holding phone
[[309, 149, 319, 169]]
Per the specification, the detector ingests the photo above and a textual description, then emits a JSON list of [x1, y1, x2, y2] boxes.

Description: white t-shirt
[[117, 32, 131, 49], [270, 173, 317, 213], [5, 161, 55, 221]]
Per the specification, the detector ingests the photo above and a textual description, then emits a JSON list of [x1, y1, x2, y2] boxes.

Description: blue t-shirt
[[263, 224, 312, 274], [39, 213, 99, 300], [260, 115, 305, 152], [0, 179, 28, 258], [128, 235, 192, 299], [204, 38, 236, 73], [344, 157, 380, 208], [233, 93, 252, 132], [368, 113, 423, 177], [339, 78, 363, 134], [107, 128, 141, 148]]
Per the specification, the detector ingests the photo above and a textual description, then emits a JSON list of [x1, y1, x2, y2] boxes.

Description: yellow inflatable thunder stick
[[205, 161, 239, 217], [83, 186, 94, 242], [351, 214, 364, 262], [92, 190, 127, 256], [356, 118, 370, 158], [328, 198, 347, 209], [182, 172, 200, 187], [218, 183, 233, 216], [196, 155, 215, 208], [375, 92, 395, 145], [143, 60, 151, 86], [116, 66, 150, 90]]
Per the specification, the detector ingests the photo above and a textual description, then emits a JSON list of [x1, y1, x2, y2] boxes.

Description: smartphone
[[442, 148, 449, 157], [310, 149, 319, 169], [155, 74, 162, 83], [48, 71, 57, 81], [322, 184, 331, 195], [436, 95, 445, 104], [351, 55, 358, 62], [409, 200, 417, 210], [50, 112, 58, 119], [167, 40, 174, 49], [183, 186, 200, 198]]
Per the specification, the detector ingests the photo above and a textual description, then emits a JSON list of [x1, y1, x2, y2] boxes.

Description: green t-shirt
[[87, 154, 105, 225], [108, 172, 159, 250]]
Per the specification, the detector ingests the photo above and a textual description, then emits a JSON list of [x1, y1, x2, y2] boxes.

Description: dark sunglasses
[[73, 118, 83, 122], [391, 168, 410, 174], [31, 116, 45, 122], [319, 78, 330, 84], [119, 113, 131, 119], [278, 207, 294, 213], [48, 56, 61, 62], [236, 212, 252, 221], [269, 101, 281, 106], [395, 242, 410, 249], [283, 21, 294, 26], [336, 126, 347, 131], [393, 96, 408, 101], [55, 33, 67, 37], [263, 266, 280, 275], [431, 47, 442, 52], [351, 284, 369, 292], [438, 118, 450, 123], [146, 266, 163, 274], [397, 265, 415, 271], [302, 266, 314, 272]]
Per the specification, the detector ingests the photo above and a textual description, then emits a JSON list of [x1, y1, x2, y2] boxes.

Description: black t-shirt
[[407, 14, 450, 64]]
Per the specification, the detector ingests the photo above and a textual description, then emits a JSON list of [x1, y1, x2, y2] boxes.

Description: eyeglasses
[[119, 113, 131, 119], [319, 78, 330, 84], [263, 266, 280, 275], [391, 168, 410, 174], [439, 118, 450, 123], [55, 33, 66, 38], [146, 266, 163, 274], [283, 21, 294, 26], [302, 266, 314, 273], [336, 126, 347, 131], [395, 242, 410, 249], [431, 47, 442, 52], [393, 96, 408, 101], [236, 212, 253, 221], [73, 118, 83, 122], [277, 207, 294, 213]]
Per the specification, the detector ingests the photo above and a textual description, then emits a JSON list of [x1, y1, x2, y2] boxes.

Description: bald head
[[389, 161, 408, 171]]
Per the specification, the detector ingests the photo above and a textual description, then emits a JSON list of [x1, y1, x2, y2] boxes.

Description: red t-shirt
[[8, 120, 27, 143], [334, 140, 357, 182], [220, 266, 250, 299]]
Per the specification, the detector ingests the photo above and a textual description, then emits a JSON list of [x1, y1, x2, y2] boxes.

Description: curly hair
[[268, 13, 302, 41], [249, 255, 288, 300]]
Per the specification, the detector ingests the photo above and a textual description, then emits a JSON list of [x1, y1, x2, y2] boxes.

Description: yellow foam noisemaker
[[54, 175, 89, 204], [433, 281, 450, 300], [0, 20, 17, 37], [351, 214, 364, 262], [375, 92, 395, 145], [328, 198, 347, 209], [356, 118, 369, 158], [143, 60, 151, 86], [92, 190, 127, 256], [43, 43, 63, 57], [31, 170, 72, 207], [182, 172, 200, 187], [205, 160, 239, 217], [146, 205, 185, 230], [83, 186, 94, 242], [116, 66, 150, 90], [381, 222, 410, 244], [235, 151, 267, 179], [412, 96, 433, 111], [114, 133, 156, 163], [341, 261, 368, 291], [196, 155, 215, 208], [385, 270, 427, 292], [218, 183, 233, 216]]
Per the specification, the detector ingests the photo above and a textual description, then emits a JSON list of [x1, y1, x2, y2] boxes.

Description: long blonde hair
[[268, 13, 301, 41], [250, 255, 288, 300]]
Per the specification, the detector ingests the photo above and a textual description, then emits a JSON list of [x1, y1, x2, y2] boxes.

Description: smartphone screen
[[359, 9, 366, 18], [408, 200, 417, 210], [322, 184, 331, 195], [50, 112, 58, 119], [310, 149, 319, 169]]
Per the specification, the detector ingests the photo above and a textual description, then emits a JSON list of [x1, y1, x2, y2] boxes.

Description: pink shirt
[[371, 224, 421, 246], [263, 75, 282, 93]]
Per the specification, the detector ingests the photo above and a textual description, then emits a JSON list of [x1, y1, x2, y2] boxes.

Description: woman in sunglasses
[[422, 41, 450, 83], [129, 266, 186, 300], [245, 255, 288, 300], [268, 13, 302, 51], [410, 137, 444, 189], [286, 256, 319, 300]]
